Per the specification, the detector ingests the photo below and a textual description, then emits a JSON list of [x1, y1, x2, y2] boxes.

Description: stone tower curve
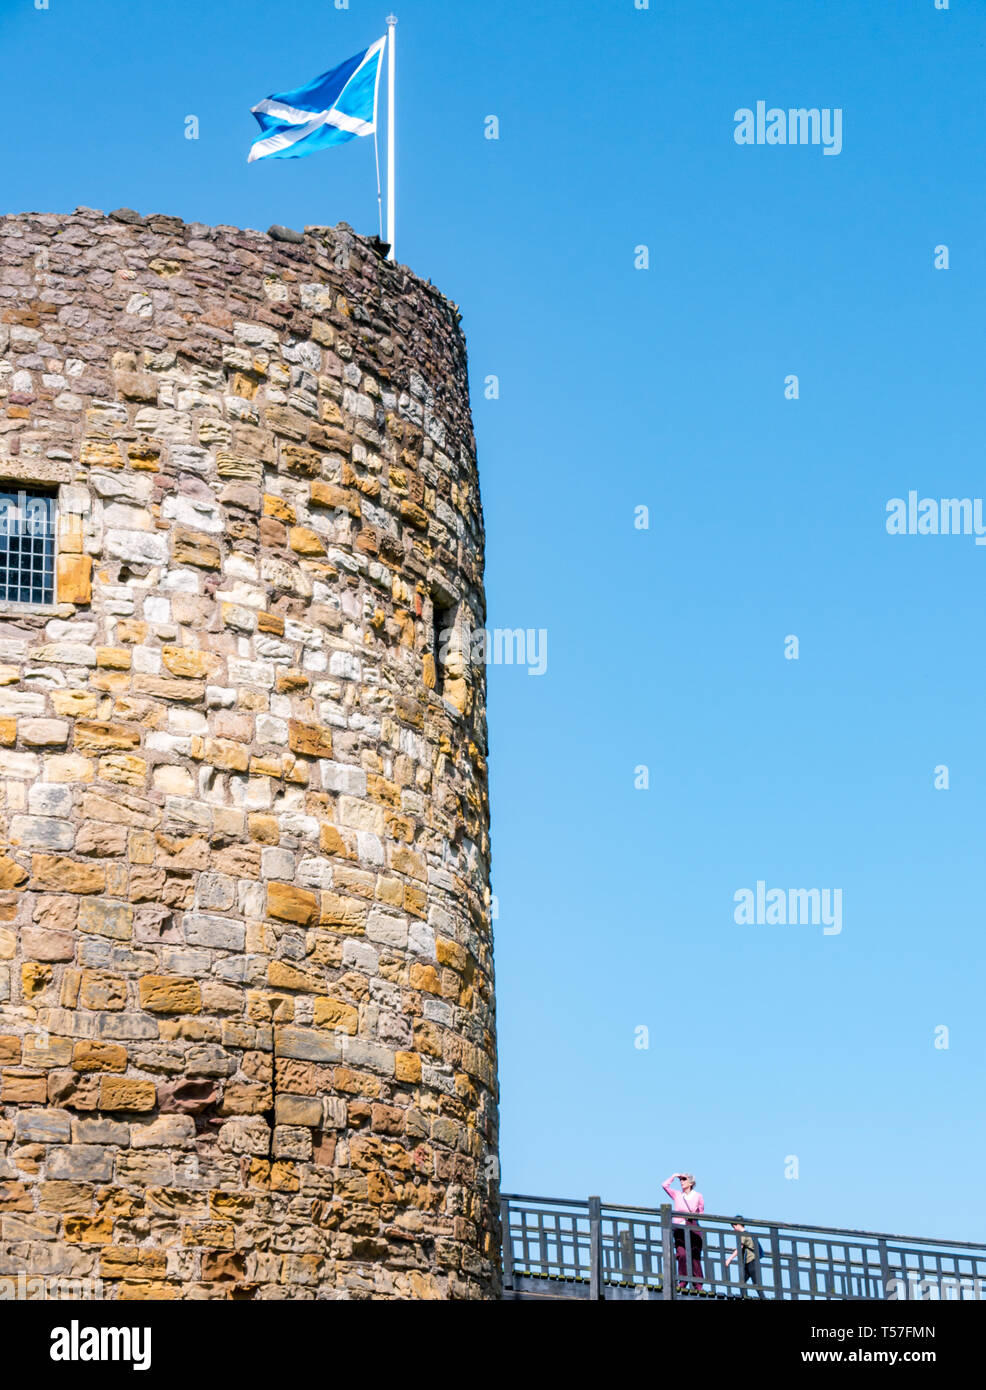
[[0, 207, 498, 1299]]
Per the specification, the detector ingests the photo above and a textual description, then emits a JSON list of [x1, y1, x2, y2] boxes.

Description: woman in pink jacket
[[662, 1171, 705, 1291]]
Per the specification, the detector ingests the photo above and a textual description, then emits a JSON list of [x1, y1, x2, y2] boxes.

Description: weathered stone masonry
[[0, 208, 498, 1298]]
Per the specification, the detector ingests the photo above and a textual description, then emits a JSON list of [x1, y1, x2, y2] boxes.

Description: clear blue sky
[[3, 0, 984, 1242]]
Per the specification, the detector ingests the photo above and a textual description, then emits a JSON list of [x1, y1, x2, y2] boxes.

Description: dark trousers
[[673, 1227, 703, 1287], [741, 1257, 763, 1297]]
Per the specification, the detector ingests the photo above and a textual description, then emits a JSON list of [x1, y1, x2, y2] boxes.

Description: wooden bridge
[[500, 1193, 986, 1301]]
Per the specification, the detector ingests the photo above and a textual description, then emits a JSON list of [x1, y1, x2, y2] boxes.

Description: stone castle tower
[[0, 208, 498, 1299]]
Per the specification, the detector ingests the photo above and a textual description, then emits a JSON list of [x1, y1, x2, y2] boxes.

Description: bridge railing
[[500, 1193, 986, 1300]]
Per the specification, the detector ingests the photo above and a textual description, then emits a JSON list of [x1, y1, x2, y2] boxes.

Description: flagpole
[[386, 14, 397, 260]]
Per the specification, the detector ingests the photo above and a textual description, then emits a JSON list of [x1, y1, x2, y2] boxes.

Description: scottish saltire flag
[[248, 37, 386, 163]]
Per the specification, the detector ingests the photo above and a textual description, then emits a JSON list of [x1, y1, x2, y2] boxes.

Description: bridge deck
[[500, 1194, 986, 1302]]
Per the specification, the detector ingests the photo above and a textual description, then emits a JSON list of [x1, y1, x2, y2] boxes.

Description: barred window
[[0, 487, 56, 605]]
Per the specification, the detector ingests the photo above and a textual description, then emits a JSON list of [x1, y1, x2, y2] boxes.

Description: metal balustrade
[[500, 1194, 986, 1301]]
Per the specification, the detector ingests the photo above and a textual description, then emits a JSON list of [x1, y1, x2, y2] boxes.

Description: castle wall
[[0, 208, 498, 1299]]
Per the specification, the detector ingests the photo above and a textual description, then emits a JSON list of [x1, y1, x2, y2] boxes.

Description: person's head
[[680, 1172, 695, 1192], [731, 1215, 745, 1231]]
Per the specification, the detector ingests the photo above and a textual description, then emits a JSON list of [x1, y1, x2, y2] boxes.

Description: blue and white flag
[[248, 37, 386, 163]]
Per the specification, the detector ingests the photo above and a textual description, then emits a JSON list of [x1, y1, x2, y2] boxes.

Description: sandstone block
[[395, 1051, 422, 1083], [95, 646, 132, 669], [162, 646, 220, 679], [266, 881, 317, 926], [289, 527, 326, 556], [9, 816, 75, 852], [79, 973, 127, 1010], [217, 1116, 270, 1156], [20, 719, 70, 747], [0, 855, 28, 890], [273, 1125, 313, 1160], [78, 899, 133, 941], [46, 1146, 114, 1182], [288, 720, 333, 758], [74, 821, 128, 857], [15, 1109, 72, 1144], [98, 1077, 157, 1112], [99, 1246, 167, 1280], [183, 914, 245, 951], [74, 721, 140, 753], [190, 735, 248, 772], [129, 1115, 195, 1148], [45, 754, 95, 783], [138, 975, 201, 1014], [274, 1094, 322, 1127], [310, 480, 360, 516], [313, 997, 358, 1033], [22, 1034, 73, 1068], [273, 1027, 343, 1064], [72, 1042, 128, 1073], [173, 527, 221, 569], [56, 554, 92, 605], [267, 960, 316, 991], [50, 691, 99, 718], [319, 892, 366, 932]]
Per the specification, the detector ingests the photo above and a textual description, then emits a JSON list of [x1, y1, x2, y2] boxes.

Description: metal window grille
[[0, 487, 56, 605]]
